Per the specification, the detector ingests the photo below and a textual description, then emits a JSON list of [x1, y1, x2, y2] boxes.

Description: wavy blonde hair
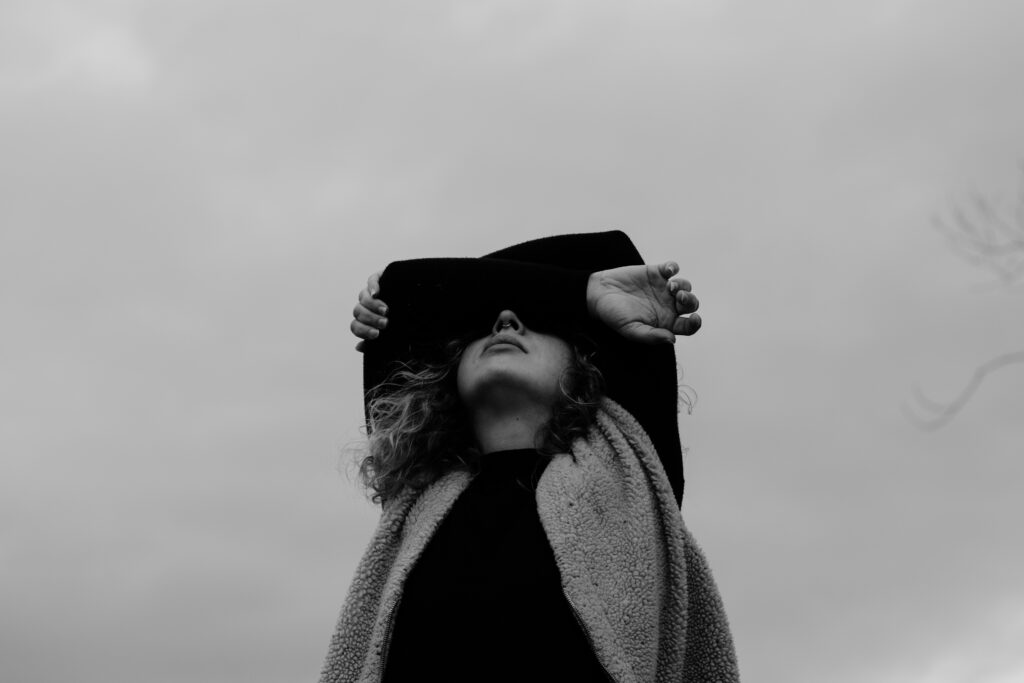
[[356, 333, 606, 506]]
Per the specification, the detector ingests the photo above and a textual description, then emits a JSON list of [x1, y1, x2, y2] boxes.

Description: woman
[[321, 232, 738, 683]]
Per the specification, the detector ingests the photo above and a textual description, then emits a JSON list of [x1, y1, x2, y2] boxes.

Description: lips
[[485, 333, 525, 352]]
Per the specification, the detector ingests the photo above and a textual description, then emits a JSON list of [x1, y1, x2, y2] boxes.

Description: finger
[[355, 340, 365, 353], [659, 262, 680, 280], [367, 270, 383, 297], [666, 278, 692, 296], [672, 313, 702, 336], [353, 302, 388, 329], [358, 287, 389, 316], [671, 277, 692, 292], [351, 318, 382, 341], [353, 300, 381, 326], [675, 290, 699, 314]]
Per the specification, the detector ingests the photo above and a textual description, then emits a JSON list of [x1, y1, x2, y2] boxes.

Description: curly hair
[[356, 333, 606, 506]]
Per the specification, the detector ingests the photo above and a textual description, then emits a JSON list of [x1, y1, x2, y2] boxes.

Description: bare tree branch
[[911, 165, 1024, 430], [932, 165, 1024, 285], [905, 350, 1024, 430]]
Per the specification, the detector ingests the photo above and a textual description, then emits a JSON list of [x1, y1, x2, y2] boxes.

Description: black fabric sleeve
[[370, 257, 592, 352], [361, 254, 685, 506]]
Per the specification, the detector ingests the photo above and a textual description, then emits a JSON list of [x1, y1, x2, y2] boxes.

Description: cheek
[[455, 341, 484, 400], [455, 357, 471, 401], [540, 344, 574, 391]]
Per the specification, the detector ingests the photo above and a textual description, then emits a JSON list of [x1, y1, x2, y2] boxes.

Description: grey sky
[[2, 1, 1023, 681]]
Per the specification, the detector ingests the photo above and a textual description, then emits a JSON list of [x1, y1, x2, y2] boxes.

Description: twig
[[906, 350, 1024, 430]]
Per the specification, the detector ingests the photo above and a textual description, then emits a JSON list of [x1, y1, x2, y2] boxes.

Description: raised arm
[[353, 262, 700, 349], [350, 256, 699, 506]]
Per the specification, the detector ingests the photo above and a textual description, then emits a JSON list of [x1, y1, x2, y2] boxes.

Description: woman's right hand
[[351, 270, 388, 352]]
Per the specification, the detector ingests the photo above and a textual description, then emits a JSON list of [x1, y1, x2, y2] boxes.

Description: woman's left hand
[[586, 262, 701, 344]]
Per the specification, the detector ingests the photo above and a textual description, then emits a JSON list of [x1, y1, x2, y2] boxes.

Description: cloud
[[3, 1, 1024, 682], [868, 601, 1024, 683], [0, 2, 154, 93]]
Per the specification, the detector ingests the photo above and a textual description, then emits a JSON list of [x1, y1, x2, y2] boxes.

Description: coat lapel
[[357, 468, 472, 682], [536, 400, 689, 683]]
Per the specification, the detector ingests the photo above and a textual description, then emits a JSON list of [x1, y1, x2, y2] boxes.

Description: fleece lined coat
[[319, 397, 739, 682]]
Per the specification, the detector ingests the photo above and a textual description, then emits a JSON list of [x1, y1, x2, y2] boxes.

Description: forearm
[[376, 258, 593, 345]]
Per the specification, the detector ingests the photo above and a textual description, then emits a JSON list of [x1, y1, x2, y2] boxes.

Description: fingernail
[[379, 318, 388, 329], [371, 329, 380, 338], [380, 305, 388, 316]]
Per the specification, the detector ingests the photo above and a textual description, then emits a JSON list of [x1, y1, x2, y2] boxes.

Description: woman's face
[[457, 310, 573, 410]]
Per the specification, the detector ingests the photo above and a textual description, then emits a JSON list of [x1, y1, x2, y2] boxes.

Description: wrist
[[586, 271, 603, 319]]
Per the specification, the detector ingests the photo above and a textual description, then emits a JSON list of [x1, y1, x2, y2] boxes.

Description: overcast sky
[[2, 1, 1023, 681]]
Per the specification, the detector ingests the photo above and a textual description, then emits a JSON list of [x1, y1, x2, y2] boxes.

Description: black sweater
[[381, 448, 608, 683]]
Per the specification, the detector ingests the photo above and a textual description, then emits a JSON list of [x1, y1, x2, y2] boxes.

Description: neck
[[469, 403, 553, 454]]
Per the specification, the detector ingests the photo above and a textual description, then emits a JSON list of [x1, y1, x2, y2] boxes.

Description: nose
[[491, 309, 523, 335]]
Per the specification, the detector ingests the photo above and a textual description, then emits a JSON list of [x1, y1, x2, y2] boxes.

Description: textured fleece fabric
[[319, 398, 739, 683]]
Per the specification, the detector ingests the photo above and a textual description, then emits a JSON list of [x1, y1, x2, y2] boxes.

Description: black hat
[[361, 230, 685, 503]]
